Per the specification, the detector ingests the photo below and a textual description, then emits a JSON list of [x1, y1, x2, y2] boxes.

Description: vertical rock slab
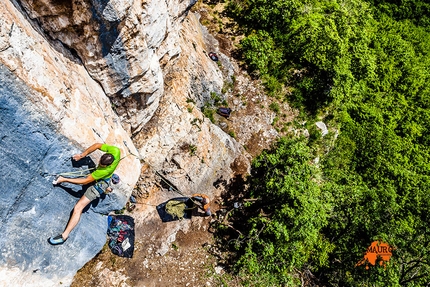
[[0, 1, 140, 286], [0, 65, 107, 286]]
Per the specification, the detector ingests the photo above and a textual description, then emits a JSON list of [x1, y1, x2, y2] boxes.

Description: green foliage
[[268, 102, 280, 113], [186, 98, 196, 104], [233, 137, 334, 285], [223, 0, 430, 285], [240, 30, 284, 75], [201, 104, 216, 123], [228, 131, 236, 138], [189, 144, 197, 156], [222, 78, 235, 94], [263, 74, 284, 96], [319, 119, 430, 286], [210, 91, 224, 107], [368, 0, 430, 27], [190, 118, 202, 131]]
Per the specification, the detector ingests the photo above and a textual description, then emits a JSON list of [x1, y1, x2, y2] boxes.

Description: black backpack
[[217, 107, 232, 118]]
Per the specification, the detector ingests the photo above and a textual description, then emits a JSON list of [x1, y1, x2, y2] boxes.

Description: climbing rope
[[41, 167, 95, 178], [165, 200, 187, 220], [122, 141, 200, 206]]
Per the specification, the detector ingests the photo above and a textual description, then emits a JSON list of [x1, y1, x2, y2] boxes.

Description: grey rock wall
[[0, 65, 126, 286], [0, 1, 141, 285]]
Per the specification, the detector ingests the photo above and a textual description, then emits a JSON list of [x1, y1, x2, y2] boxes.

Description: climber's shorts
[[84, 180, 109, 201], [84, 185, 100, 201]]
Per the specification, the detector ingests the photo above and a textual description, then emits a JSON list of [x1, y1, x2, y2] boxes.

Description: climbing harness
[[94, 177, 111, 194]]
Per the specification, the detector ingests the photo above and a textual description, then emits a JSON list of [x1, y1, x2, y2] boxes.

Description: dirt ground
[[71, 2, 297, 286], [71, 205, 229, 287]]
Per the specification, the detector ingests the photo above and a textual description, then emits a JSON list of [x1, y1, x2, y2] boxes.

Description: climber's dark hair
[[100, 153, 114, 166]]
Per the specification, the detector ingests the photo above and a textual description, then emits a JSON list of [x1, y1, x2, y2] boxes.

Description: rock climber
[[48, 142, 121, 245], [191, 193, 211, 216]]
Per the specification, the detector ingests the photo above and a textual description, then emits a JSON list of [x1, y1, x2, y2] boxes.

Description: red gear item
[[192, 193, 211, 215]]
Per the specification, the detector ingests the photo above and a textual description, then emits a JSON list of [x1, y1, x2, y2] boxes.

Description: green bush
[[269, 102, 280, 113], [232, 137, 334, 285], [202, 105, 215, 123]]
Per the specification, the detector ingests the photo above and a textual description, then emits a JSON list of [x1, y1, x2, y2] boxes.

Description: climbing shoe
[[52, 176, 60, 185], [48, 234, 67, 245]]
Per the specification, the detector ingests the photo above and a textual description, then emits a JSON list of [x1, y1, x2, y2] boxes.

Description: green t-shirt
[[91, 144, 121, 180]]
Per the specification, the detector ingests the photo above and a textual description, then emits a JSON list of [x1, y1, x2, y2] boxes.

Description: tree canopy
[[221, 0, 430, 285]]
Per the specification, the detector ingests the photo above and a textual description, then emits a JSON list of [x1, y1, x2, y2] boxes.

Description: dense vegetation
[[219, 0, 430, 286]]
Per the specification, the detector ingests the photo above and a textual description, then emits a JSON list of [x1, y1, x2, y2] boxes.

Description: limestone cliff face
[[0, 1, 141, 286], [16, 0, 195, 134], [0, 0, 245, 286]]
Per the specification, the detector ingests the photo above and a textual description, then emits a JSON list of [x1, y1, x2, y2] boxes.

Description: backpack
[[217, 107, 232, 118]]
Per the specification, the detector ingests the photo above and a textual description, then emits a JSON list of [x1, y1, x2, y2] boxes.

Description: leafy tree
[[367, 0, 430, 27], [319, 119, 430, 286], [231, 137, 333, 286]]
